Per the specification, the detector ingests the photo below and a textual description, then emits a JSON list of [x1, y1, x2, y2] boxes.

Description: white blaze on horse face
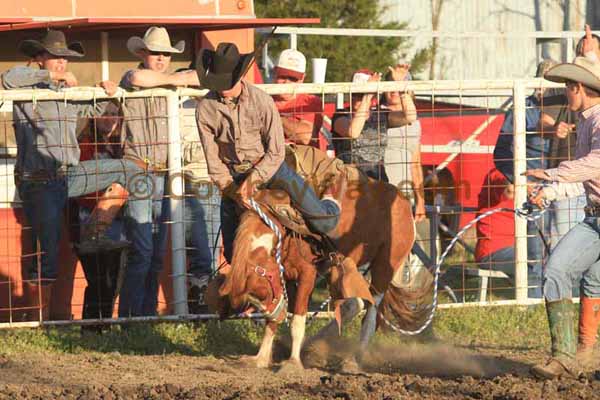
[[250, 233, 275, 255]]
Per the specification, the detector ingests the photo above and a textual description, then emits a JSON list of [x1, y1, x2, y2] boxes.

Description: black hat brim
[[196, 48, 254, 92], [19, 40, 85, 58]]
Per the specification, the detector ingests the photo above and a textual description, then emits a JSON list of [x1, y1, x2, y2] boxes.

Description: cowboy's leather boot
[[322, 172, 347, 213], [321, 172, 347, 239], [78, 183, 130, 254], [531, 299, 580, 380], [576, 296, 600, 367], [23, 281, 52, 322]]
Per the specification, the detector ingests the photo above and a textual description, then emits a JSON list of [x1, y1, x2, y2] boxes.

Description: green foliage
[[254, 0, 431, 82]]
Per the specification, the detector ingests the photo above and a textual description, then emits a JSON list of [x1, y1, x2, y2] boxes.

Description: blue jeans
[[119, 173, 169, 317], [478, 246, 543, 298], [18, 159, 141, 282], [221, 162, 340, 263], [550, 195, 586, 248], [185, 179, 221, 277], [544, 216, 600, 300]]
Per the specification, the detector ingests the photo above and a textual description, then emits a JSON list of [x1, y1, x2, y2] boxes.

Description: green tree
[[255, 0, 430, 82]]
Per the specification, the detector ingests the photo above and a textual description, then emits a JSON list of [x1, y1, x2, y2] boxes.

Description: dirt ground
[[2, 340, 600, 400]]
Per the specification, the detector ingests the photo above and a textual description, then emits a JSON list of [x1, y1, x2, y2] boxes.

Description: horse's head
[[218, 208, 288, 323]]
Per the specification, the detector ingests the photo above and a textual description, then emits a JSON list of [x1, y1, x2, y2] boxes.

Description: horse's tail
[[377, 272, 435, 332], [377, 190, 434, 332]]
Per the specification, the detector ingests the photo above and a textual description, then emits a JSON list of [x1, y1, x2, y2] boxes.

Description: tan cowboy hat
[[195, 42, 254, 92], [545, 56, 600, 92], [19, 30, 84, 58], [127, 26, 185, 56]]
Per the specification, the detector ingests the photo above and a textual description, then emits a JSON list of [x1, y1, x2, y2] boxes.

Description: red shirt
[[475, 169, 515, 261], [275, 94, 327, 151]]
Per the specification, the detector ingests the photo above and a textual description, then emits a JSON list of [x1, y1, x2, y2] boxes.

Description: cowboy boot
[[531, 299, 579, 379], [322, 172, 347, 214], [321, 173, 347, 240], [576, 296, 600, 367], [23, 282, 52, 322], [78, 183, 130, 254]]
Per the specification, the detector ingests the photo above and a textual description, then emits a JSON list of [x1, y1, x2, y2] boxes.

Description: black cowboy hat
[[19, 30, 85, 58], [195, 42, 254, 92]]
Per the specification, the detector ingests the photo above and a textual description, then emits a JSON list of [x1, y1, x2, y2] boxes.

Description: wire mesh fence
[[0, 78, 575, 329]]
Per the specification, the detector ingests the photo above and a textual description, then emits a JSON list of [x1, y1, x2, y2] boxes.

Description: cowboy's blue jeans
[[119, 173, 169, 317], [18, 159, 141, 283], [221, 162, 340, 263], [544, 216, 600, 300], [185, 180, 221, 277], [550, 195, 586, 247]]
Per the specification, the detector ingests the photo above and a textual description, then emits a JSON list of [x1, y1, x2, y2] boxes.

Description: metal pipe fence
[[0, 78, 570, 329]]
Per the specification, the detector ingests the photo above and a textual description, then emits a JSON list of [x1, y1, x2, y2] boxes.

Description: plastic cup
[[312, 58, 328, 84]]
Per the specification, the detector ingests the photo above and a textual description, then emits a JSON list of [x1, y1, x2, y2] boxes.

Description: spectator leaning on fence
[[117, 26, 199, 317], [492, 59, 559, 299], [272, 49, 327, 151], [331, 66, 414, 182], [525, 57, 600, 380], [1, 30, 142, 320], [195, 43, 345, 265], [70, 103, 127, 333], [379, 64, 424, 221]]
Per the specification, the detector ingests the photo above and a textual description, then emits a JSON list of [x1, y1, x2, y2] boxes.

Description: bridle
[[245, 264, 287, 323], [245, 198, 289, 324]]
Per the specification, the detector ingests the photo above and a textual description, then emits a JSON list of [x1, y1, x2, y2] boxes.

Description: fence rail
[[0, 78, 566, 329]]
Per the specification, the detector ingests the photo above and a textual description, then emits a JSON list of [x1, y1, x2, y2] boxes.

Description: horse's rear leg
[[359, 292, 385, 349], [302, 298, 365, 368]]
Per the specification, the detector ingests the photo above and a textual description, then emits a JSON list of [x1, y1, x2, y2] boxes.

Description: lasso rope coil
[[379, 205, 548, 336]]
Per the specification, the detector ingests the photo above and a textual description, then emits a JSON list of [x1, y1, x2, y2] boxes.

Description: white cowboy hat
[[127, 26, 185, 56], [545, 56, 600, 92]]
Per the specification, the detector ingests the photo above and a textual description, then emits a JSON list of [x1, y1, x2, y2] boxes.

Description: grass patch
[[0, 304, 563, 358]]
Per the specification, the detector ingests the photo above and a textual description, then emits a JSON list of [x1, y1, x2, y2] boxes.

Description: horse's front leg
[[254, 321, 278, 368], [286, 268, 316, 369]]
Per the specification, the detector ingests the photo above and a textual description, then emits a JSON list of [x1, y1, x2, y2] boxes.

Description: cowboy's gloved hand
[[528, 185, 549, 209], [236, 170, 261, 210]]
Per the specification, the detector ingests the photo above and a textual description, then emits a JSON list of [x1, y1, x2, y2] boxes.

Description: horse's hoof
[[278, 359, 304, 374]]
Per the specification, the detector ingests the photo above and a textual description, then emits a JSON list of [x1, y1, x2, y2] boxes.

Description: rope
[[378, 205, 548, 336], [248, 198, 289, 313]]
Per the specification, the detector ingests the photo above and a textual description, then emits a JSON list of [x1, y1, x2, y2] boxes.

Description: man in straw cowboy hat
[[1, 30, 143, 319], [117, 26, 200, 317], [195, 42, 346, 265], [525, 56, 600, 379]]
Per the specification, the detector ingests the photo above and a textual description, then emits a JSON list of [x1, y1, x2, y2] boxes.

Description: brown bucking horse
[[208, 147, 419, 370]]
